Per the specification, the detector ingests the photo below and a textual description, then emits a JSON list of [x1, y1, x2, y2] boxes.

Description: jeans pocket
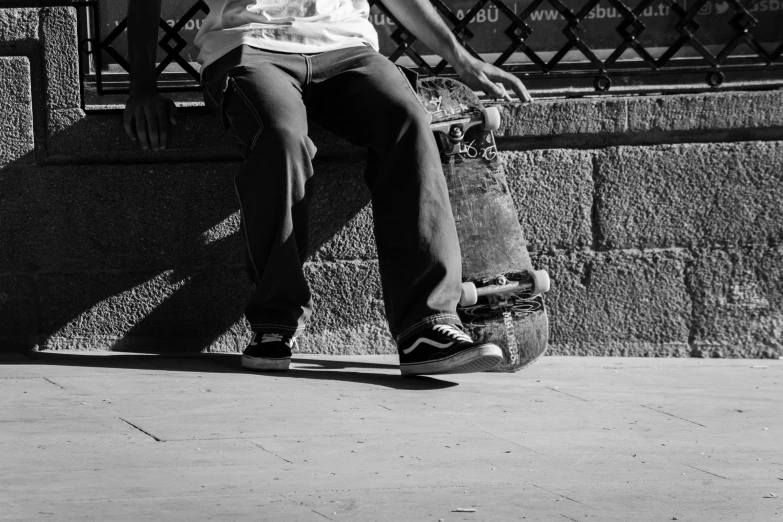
[[224, 79, 264, 152], [203, 73, 233, 130], [396, 64, 420, 94]]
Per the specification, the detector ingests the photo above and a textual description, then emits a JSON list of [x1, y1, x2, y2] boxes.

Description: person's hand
[[453, 56, 532, 103], [123, 91, 178, 151]]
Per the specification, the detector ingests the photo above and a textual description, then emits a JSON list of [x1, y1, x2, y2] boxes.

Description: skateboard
[[418, 77, 550, 372]]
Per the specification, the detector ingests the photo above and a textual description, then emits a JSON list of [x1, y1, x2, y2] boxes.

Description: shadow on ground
[[9, 352, 459, 390]]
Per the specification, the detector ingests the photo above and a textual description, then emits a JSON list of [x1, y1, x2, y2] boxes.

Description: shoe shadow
[[18, 352, 459, 390]]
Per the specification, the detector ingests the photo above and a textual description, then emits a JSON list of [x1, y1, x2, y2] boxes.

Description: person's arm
[[124, 0, 178, 151], [380, 0, 532, 102]]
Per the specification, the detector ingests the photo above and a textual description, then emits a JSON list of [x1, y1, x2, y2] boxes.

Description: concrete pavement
[[1, 352, 781, 521]]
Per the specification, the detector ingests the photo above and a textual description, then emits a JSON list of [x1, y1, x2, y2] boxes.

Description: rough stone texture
[[45, 112, 365, 163], [40, 7, 80, 111], [533, 249, 692, 356], [36, 266, 252, 352], [46, 107, 85, 141], [299, 261, 393, 354], [308, 158, 375, 261], [310, 206, 376, 261], [0, 164, 245, 272], [688, 245, 783, 359], [596, 142, 783, 249], [0, 8, 38, 43], [502, 149, 593, 252], [628, 90, 783, 133], [497, 96, 626, 137], [0, 275, 38, 339], [46, 111, 238, 161], [0, 57, 34, 165]]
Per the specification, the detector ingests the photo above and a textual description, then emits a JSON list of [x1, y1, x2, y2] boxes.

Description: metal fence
[[73, 0, 783, 106]]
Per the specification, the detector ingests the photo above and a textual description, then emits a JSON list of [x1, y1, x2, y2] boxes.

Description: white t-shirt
[[195, 0, 380, 71]]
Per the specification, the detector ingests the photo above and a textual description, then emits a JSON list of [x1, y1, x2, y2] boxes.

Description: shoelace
[[250, 333, 297, 348], [432, 324, 472, 343]]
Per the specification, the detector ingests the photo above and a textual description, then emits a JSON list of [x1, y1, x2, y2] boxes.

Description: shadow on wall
[[0, 108, 372, 353]]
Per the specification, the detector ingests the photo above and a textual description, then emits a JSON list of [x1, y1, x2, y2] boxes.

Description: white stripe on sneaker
[[402, 338, 454, 355]]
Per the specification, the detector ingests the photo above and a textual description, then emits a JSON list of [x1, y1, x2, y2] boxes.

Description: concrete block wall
[[1, 5, 782, 357]]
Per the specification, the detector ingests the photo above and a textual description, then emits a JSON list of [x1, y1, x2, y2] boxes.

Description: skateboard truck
[[459, 270, 550, 307], [431, 107, 501, 156]]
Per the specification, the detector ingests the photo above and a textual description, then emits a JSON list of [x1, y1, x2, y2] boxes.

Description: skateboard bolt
[[495, 275, 508, 286], [449, 126, 463, 139]]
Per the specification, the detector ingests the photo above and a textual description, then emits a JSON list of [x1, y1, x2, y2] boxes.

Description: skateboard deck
[[418, 77, 549, 372]]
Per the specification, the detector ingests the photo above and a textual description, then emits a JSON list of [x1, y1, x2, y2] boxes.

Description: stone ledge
[[498, 96, 626, 137], [44, 111, 366, 164], [628, 90, 783, 133], [498, 89, 783, 139]]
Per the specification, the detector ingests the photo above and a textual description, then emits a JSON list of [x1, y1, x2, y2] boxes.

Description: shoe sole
[[400, 344, 503, 376], [242, 355, 291, 372]]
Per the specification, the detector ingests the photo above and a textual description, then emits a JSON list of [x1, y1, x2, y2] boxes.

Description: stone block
[[44, 112, 364, 163], [502, 149, 593, 252], [309, 158, 376, 261], [0, 275, 38, 339], [628, 90, 783, 133], [533, 249, 692, 356], [40, 7, 80, 111], [299, 261, 393, 354], [0, 8, 38, 43], [0, 57, 34, 165], [0, 164, 245, 272], [47, 107, 85, 140], [36, 265, 252, 352], [596, 142, 783, 249], [310, 206, 376, 261], [46, 111, 239, 161], [688, 246, 783, 358], [497, 97, 626, 137]]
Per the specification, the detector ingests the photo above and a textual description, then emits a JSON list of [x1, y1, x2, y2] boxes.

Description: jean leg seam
[[232, 179, 263, 284], [231, 81, 265, 150]]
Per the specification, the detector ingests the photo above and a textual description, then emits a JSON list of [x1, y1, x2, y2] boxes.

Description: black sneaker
[[242, 332, 295, 371], [398, 324, 503, 376]]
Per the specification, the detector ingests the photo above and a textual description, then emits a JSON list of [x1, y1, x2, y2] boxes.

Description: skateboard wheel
[[459, 282, 478, 307], [531, 270, 550, 294], [481, 107, 501, 132]]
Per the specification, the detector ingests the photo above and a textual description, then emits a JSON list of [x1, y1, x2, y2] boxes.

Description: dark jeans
[[202, 44, 462, 345]]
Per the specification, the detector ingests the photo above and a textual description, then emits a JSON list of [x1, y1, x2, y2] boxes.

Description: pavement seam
[[680, 463, 728, 479], [118, 417, 165, 442], [42, 377, 67, 390], [278, 493, 334, 521], [640, 404, 707, 427], [252, 442, 294, 464], [531, 484, 591, 508], [481, 430, 544, 455], [546, 386, 591, 402]]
